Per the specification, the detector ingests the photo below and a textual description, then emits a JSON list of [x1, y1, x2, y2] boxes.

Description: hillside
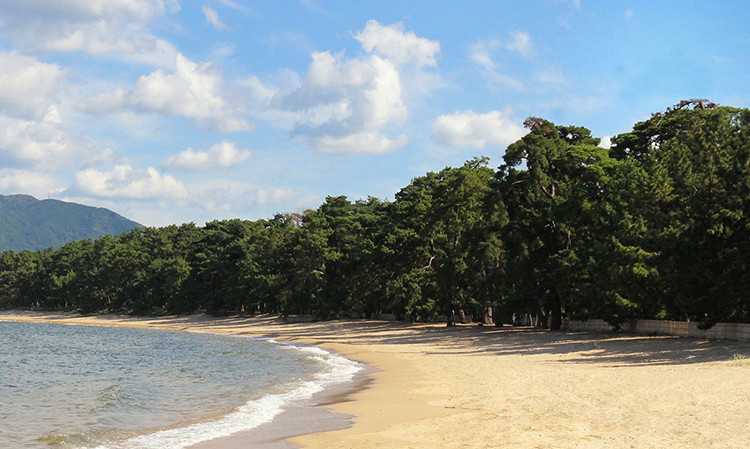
[[0, 195, 141, 252]]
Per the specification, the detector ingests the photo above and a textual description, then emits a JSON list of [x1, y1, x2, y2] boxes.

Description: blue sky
[[0, 0, 747, 226]]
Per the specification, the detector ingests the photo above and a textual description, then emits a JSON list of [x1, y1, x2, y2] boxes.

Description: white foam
[[90, 340, 364, 449]]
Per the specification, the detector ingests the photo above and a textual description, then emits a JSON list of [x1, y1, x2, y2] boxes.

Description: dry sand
[[2, 311, 749, 448]]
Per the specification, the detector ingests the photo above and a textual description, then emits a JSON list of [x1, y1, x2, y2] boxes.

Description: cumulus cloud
[[72, 164, 188, 200], [261, 21, 437, 155], [0, 169, 64, 197], [0, 52, 66, 120], [277, 50, 407, 154], [163, 140, 251, 170], [80, 53, 252, 132], [0, 51, 115, 170], [0, 113, 73, 167], [0, 52, 73, 167], [281, 51, 407, 127], [0, 0, 179, 67], [599, 136, 612, 149], [203, 5, 230, 31], [354, 20, 440, 68], [431, 110, 526, 149]]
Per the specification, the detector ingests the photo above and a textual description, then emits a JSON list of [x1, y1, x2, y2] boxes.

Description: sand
[[2, 311, 749, 448]]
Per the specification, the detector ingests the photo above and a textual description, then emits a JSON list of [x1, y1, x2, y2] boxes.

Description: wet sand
[[2, 311, 750, 448], [188, 365, 373, 449]]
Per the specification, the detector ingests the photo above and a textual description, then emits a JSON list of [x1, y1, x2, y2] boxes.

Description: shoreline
[[2, 311, 750, 448], [188, 366, 372, 449], [0, 311, 376, 449]]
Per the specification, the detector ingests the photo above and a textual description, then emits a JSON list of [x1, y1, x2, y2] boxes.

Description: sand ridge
[[1, 311, 749, 448]]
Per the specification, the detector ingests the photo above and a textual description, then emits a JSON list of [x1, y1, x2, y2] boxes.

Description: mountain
[[0, 194, 142, 252]]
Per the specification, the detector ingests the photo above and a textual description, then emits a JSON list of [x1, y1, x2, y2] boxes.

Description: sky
[[0, 0, 748, 227]]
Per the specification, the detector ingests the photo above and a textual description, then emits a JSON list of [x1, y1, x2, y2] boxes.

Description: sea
[[0, 321, 363, 449]]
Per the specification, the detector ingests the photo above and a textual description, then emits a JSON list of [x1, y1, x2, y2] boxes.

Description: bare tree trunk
[[549, 291, 562, 330], [445, 302, 455, 326]]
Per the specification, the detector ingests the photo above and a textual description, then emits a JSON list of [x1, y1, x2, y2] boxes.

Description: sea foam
[[90, 339, 364, 449]]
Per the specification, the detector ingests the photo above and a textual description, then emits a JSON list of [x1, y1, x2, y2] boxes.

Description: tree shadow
[[5, 311, 748, 367], [155, 314, 750, 367]]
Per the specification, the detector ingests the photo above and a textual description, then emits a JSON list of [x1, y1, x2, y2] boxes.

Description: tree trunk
[[484, 306, 494, 325], [445, 301, 455, 326], [549, 291, 562, 330]]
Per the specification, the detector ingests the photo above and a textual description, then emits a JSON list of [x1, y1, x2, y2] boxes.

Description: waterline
[[92, 338, 364, 449], [0, 321, 364, 449]]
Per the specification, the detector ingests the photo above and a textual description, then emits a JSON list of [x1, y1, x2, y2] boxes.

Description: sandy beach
[[2, 311, 749, 449]]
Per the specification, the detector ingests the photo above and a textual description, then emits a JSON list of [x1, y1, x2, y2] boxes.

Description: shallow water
[[0, 321, 362, 449]]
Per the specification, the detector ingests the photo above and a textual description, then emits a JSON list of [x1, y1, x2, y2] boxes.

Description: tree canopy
[[1, 101, 748, 329]]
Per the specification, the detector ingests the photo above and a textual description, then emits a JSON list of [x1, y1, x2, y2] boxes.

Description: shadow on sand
[[6, 311, 750, 367]]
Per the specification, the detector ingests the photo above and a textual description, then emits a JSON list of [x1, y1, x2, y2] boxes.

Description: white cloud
[[163, 140, 251, 170], [506, 31, 532, 58], [0, 1, 170, 24], [255, 188, 297, 206], [431, 110, 526, 149], [242, 75, 281, 104], [469, 41, 496, 71], [0, 169, 64, 197], [0, 52, 66, 120], [238, 21, 438, 155], [44, 27, 178, 68], [186, 179, 299, 212], [304, 132, 409, 155], [72, 164, 188, 200], [0, 113, 73, 168], [263, 21, 439, 155], [599, 136, 612, 149], [279, 50, 408, 154], [203, 5, 230, 31], [80, 53, 252, 132], [354, 20, 441, 68], [0, 51, 115, 171], [85, 147, 120, 166], [0, 0, 180, 67]]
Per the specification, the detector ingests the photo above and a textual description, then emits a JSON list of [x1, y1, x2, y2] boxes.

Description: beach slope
[[1, 312, 749, 448]]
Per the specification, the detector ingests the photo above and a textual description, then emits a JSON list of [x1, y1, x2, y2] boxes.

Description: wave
[[89, 339, 364, 449]]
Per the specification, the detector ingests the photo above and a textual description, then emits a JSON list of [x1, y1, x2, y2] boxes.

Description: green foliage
[[389, 157, 498, 324], [2, 101, 748, 330], [612, 101, 750, 326]]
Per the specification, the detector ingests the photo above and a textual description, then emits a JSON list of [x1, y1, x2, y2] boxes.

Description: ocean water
[[0, 321, 363, 449]]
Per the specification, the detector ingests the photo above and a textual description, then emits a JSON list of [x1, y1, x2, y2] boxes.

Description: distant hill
[[0, 194, 142, 252]]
